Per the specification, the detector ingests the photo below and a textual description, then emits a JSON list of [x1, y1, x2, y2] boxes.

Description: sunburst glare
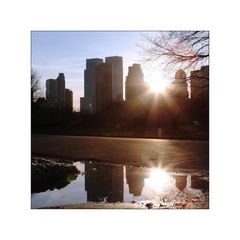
[[148, 79, 169, 93], [146, 71, 170, 93], [145, 168, 172, 193]]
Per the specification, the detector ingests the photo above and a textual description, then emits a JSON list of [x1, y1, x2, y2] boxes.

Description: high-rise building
[[80, 97, 86, 112], [190, 65, 209, 124], [125, 64, 148, 104], [190, 65, 209, 101], [105, 56, 123, 102], [45, 73, 72, 111], [46, 78, 58, 108], [95, 63, 112, 112], [57, 73, 66, 107], [81, 58, 103, 113], [65, 89, 73, 112], [170, 69, 189, 99]]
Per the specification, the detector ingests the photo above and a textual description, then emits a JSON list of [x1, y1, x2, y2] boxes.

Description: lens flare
[[145, 168, 171, 193], [148, 79, 169, 93]]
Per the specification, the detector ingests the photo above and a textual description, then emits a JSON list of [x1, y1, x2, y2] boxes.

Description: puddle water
[[31, 161, 209, 208]]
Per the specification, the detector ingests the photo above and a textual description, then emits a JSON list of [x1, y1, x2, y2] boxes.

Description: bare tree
[[31, 69, 42, 103], [139, 31, 209, 73]]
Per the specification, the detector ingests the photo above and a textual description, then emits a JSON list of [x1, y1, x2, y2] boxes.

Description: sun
[[148, 79, 169, 93], [146, 74, 169, 93]]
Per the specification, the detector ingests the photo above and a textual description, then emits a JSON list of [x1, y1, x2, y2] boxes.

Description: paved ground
[[32, 134, 209, 170], [43, 199, 209, 209]]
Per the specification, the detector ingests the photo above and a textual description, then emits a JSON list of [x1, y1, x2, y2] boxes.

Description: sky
[[31, 31, 169, 111]]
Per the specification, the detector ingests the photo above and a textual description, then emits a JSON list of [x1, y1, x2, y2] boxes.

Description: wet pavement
[[32, 135, 209, 169], [31, 160, 209, 209]]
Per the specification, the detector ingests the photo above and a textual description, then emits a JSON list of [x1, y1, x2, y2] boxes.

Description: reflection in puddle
[[174, 175, 187, 191], [31, 161, 209, 208], [126, 167, 149, 196], [146, 168, 172, 193], [85, 162, 123, 202]]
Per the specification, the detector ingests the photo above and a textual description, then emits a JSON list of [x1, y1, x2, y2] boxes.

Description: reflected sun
[[145, 168, 171, 193]]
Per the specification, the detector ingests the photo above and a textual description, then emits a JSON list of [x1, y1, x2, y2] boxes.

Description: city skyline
[[31, 31, 169, 111], [31, 31, 209, 210]]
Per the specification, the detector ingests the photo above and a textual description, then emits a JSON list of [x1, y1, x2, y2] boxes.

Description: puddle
[[31, 161, 209, 208]]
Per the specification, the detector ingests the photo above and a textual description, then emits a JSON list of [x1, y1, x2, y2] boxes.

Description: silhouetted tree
[[139, 31, 209, 128], [31, 69, 42, 103], [139, 31, 209, 72]]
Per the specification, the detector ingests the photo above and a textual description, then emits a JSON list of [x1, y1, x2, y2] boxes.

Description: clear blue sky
[[31, 31, 163, 111]]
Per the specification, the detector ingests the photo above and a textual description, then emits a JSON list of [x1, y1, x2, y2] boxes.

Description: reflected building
[[126, 167, 150, 196], [85, 162, 123, 202], [174, 175, 187, 191], [105, 56, 123, 102], [191, 175, 209, 192]]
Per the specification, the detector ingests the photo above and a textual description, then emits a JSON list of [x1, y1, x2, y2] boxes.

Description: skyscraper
[[80, 97, 86, 112], [105, 56, 123, 102], [190, 65, 209, 101], [170, 69, 188, 99], [81, 58, 103, 113], [46, 78, 58, 108], [65, 88, 73, 112], [45, 73, 72, 111], [190, 65, 209, 124], [46, 73, 66, 110], [125, 64, 147, 104], [57, 73, 66, 108], [95, 63, 112, 112]]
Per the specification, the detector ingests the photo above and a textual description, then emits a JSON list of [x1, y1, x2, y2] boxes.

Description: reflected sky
[[31, 161, 208, 208]]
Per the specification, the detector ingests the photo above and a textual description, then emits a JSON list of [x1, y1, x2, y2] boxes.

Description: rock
[[159, 203, 168, 207], [174, 202, 187, 208], [145, 202, 154, 209]]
